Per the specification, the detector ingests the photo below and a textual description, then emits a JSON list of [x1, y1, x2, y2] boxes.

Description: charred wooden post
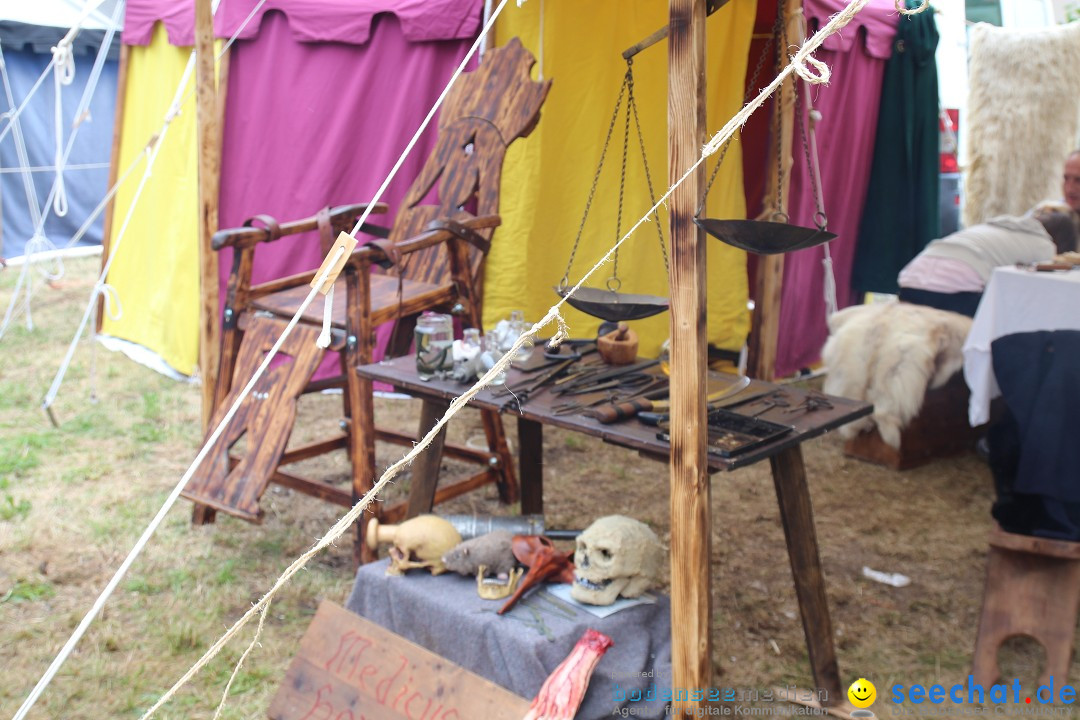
[[195, 0, 223, 429], [667, 0, 712, 715]]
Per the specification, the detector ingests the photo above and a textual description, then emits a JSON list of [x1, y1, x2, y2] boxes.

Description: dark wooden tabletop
[[359, 354, 872, 472]]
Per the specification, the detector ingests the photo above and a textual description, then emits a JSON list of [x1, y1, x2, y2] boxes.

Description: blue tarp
[[0, 25, 117, 258]]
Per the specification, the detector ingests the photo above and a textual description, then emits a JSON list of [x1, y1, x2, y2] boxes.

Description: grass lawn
[[1, 257, 1071, 719]]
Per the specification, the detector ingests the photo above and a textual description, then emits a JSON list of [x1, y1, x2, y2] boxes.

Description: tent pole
[[667, 0, 711, 716], [747, 0, 802, 381], [195, 0, 221, 430], [98, 42, 129, 334]]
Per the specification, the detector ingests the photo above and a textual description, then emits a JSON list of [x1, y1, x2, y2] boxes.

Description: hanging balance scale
[[693, 4, 836, 255], [555, 58, 671, 323]]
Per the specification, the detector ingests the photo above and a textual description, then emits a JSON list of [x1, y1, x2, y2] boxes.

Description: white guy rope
[[136, 1, 906, 716], [38, 0, 271, 412], [0, 0, 107, 150], [0, 1, 123, 339], [51, 34, 77, 217], [40, 55, 196, 418], [12, 243, 345, 720], [0, 162, 111, 173]]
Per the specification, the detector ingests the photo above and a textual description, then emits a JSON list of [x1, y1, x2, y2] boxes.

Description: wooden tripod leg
[[405, 399, 451, 517], [769, 446, 842, 705], [518, 417, 543, 515], [479, 408, 519, 504]]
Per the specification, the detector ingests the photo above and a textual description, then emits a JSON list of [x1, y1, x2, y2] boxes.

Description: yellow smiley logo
[[847, 678, 877, 708]]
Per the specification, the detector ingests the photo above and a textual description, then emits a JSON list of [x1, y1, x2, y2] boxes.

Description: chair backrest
[[389, 38, 551, 286]]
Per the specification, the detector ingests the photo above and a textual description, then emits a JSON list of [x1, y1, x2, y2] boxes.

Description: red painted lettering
[[355, 664, 378, 692], [375, 656, 407, 705]]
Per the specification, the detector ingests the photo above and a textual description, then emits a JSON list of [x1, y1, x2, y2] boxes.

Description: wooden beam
[[195, 0, 222, 430], [98, 42, 129, 334], [746, 0, 802, 381], [667, 0, 711, 716]]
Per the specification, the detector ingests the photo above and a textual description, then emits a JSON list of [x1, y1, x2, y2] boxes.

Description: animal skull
[[383, 515, 462, 576], [571, 515, 663, 605]]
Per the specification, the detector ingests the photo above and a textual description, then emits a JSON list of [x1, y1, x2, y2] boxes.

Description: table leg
[[517, 417, 543, 515], [769, 445, 842, 705], [405, 398, 450, 517]]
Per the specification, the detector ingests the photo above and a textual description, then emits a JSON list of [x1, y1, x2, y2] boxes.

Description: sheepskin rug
[[963, 21, 1080, 227], [822, 301, 972, 449]]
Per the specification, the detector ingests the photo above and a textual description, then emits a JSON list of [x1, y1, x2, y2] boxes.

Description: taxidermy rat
[[441, 530, 517, 578]]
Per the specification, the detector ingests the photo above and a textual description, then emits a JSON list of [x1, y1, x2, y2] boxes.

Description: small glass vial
[[480, 331, 508, 386], [505, 309, 535, 363], [453, 327, 482, 382]]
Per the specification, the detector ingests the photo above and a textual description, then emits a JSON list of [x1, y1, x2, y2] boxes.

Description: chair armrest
[[211, 203, 387, 251]]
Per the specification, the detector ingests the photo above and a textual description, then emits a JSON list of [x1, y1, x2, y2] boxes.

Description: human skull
[[571, 515, 663, 605], [384, 515, 462, 576]]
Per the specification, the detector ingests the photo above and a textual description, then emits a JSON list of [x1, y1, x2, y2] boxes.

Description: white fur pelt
[[963, 21, 1080, 227], [821, 301, 972, 449]]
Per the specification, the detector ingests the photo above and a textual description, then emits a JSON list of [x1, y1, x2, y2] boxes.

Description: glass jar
[[504, 309, 535, 363], [415, 311, 453, 380]]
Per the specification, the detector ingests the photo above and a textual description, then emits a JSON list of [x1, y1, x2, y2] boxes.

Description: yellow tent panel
[[101, 23, 200, 376], [488, 0, 756, 355]]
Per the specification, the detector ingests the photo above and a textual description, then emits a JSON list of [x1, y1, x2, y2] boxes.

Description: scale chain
[[560, 73, 628, 289]]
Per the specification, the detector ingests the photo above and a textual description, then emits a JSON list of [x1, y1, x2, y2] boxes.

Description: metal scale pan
[[554, 286, 669, 323], [694, 217, 836, 255]]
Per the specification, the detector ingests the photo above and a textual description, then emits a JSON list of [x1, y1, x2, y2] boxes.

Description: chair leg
[[345, 349, 379, 567]]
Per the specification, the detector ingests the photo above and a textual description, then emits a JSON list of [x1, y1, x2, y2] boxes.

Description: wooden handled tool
[[590, 376, 753, 424]]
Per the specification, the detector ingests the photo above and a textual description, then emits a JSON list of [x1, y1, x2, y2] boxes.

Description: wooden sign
[[269, 601, 530, 720]]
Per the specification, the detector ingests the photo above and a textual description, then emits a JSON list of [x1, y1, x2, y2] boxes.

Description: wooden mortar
[[596, 322, 638, 365]]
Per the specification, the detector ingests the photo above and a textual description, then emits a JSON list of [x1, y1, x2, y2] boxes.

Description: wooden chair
[[182, 39, 551, 563]]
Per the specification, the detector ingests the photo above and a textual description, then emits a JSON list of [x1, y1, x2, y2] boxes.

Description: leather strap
[[425, 218, 491, 254], [316, 206, 334, 255], [243, 214, 282, 242], [368, 238, 401, 270]]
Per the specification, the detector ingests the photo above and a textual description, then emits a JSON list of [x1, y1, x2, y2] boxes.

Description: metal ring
[[606, 276, 622, 292], [814, 211, 828, 231], [770, 211, 790, 224]]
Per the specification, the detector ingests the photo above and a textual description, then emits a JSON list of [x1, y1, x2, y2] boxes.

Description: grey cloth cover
[[346, 559, 673, 720]]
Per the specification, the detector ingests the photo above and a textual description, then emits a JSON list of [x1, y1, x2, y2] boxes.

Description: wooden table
[[358, 354, 872, 708]]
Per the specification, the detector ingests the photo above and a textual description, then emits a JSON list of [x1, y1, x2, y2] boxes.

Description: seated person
[[1064, 149, 1080, 213], [896, 207, 1079, 317]]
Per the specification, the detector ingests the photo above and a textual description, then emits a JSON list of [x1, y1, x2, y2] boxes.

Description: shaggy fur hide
[[963, 22, 1080, 227], [822, 301, 972, 449]]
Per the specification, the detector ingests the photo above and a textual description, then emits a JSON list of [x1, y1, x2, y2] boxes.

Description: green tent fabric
[[851, 0, 940, 295]]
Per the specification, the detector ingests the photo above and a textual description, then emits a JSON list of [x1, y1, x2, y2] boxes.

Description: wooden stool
[[972, 527, 1080, 687]]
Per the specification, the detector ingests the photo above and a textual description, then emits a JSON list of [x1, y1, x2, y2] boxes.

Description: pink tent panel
[[773, 0, 898, 378]]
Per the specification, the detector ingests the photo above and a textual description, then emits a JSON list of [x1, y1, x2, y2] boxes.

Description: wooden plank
[[268, 601, 530, 720], [747, 0, 802, 381], [667, 0, 712, 715], [195, 0, 222, 430], [98, 42, 129, 333], [769, 447, 842, 706]]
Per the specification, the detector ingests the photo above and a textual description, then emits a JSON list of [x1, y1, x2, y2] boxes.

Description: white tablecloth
[[963, 266, 1080, 426]]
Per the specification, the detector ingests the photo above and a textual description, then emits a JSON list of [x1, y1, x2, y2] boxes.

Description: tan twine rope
[[142, 0, 932, 715]]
